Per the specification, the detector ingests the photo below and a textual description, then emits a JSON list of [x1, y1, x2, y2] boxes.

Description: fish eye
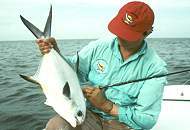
[[77, 110, 83, 117]]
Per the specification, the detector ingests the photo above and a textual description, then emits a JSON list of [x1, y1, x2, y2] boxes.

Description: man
[[37, 1, 167, 130]]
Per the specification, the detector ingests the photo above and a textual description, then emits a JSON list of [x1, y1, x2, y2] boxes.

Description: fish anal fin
[[19, 74, 40, 85], [63, 82, 71, 99]]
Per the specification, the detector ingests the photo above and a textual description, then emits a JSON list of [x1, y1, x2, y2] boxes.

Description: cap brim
[[108, 16, 143, 41]]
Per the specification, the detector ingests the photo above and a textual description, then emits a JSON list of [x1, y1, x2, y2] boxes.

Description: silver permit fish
[[19, 6, 86, 127]]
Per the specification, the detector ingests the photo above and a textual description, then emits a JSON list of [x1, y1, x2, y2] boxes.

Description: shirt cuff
[[118, 106, 133, 128]]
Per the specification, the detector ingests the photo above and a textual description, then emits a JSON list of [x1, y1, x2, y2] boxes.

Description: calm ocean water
[[0, 38, 190, 130]]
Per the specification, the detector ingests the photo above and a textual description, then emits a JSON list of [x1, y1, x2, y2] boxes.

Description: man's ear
[[143, 27, 153, 37]]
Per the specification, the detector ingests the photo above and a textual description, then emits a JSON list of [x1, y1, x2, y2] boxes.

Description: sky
[[0, 0, 190, 41]]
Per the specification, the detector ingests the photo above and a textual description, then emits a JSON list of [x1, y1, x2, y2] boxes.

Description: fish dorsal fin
[[75, 51, 79, 74], [63, 82, 71, 99]]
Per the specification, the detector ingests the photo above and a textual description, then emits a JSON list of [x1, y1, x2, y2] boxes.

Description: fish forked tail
[[20, 5, 52, 39]]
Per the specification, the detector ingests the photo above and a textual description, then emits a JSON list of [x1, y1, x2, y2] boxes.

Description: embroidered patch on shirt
[[94, 59, 108, 74]]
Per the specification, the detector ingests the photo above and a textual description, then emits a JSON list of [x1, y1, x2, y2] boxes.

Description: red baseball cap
[[108, 1, 154, 41]]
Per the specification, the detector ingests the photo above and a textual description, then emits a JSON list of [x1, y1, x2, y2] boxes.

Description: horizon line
[[0, 37, 190, 42]]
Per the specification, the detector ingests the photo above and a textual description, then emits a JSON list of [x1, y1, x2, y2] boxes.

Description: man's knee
[[45, 115, 73, 130]]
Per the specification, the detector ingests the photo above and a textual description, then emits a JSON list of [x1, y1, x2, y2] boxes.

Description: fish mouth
[[75, 116, 84, 126], [75, 116, 80, 125]]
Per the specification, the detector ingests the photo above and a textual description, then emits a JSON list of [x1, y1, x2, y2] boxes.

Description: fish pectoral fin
[[19, 74, 40, 85], [63, 82, 71, 99]]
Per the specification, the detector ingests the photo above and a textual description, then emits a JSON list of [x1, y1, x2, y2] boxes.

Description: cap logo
[[124, 13, 133, 24]]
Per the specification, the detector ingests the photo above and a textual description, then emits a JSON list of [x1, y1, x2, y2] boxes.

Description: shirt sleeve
[[118, 66, 168, 130]]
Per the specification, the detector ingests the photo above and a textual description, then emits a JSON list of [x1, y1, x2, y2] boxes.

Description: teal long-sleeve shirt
[[66, 37, 167, 130]]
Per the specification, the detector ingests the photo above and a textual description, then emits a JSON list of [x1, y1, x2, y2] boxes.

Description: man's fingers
[[82, 89, 93, 94], [45, 37, 56, 45], [85, 89, 94, 94], [41, 44, 52, 49], [84, 92, 92, 97], [82, 87, 95, 94], [36, 38, 45, 44], [40, 47, 50, 52], [83, 87, 95, 91], [42, 49, 51, 54], [83, 87, 102, 100], [48, 37, 56, 44], [35, 37, 57, 55]]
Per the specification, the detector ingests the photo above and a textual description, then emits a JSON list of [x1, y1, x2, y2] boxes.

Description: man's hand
[[82, 86, 113, 113], [36, 37, 59, 55]]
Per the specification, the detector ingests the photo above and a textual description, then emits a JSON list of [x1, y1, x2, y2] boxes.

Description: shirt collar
[[110, 37, 148, 64]]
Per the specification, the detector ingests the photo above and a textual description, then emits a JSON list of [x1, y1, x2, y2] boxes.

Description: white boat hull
[[152, 85, 190, 130]]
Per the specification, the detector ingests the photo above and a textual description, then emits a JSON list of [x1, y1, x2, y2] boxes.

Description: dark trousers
[[45, 110, 132, 130]]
